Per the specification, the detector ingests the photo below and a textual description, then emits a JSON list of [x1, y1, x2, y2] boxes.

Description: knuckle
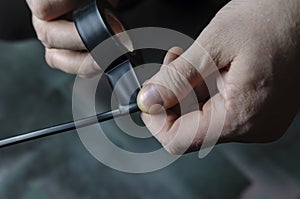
[[160, 137, 183, 155], [169, 58, 200, 87], [160, 64, 184, 91], [35, 25, 52, 48], [78, 70, 91, 78], [223, 95, 246, 135], [164, 145, 182, 155], [173, 59, 200, 84], [29, 1, 53, 20], [78, 69, 98, 78], [36, 3, 53, 21], [78, 74, 89, 79], [45, 50, 55, 68], [222, 86, 265, 140]]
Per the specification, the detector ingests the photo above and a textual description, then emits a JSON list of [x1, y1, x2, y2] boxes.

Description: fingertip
[[137, 84, 164, 114], [137, 89, 148, 113]]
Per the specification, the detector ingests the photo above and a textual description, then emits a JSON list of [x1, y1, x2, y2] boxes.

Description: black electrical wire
[[0, 103, 140, 148]]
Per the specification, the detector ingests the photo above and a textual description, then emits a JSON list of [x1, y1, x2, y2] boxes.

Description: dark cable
[[0, 103, 140, 148]]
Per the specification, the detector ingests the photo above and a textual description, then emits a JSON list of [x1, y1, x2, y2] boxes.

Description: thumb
[[137, 42, 218, 114]]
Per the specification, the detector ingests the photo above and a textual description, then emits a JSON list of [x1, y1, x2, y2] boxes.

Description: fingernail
[[137, 84, 163, 113]]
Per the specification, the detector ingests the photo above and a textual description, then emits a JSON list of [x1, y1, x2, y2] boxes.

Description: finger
[[137, 41, 216, 113], [165, 46, 209, 111], [138, 46, 184, 107], [26, 0, 84, 21], [165, 47, 210, 104], [163, 47, 184, 65], [194, 81, 210, 104], [45, 48, 102, 77], [141, 93, 228, 155], [33, 16, 85, 50], [145, 0, 250, 115]]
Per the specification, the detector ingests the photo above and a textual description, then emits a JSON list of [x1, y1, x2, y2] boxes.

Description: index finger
[[141, 93, 228, 155], [26, 0, 85, 21]]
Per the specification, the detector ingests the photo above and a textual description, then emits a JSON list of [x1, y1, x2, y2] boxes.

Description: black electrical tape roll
[[74, 0, 118, 51], [73, 0, 141, 107], [73, 0, 143, 67]]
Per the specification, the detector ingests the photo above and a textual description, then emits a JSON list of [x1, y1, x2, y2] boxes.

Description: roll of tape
[[74, 0, 133, 50], [73, 0, 141, 107]]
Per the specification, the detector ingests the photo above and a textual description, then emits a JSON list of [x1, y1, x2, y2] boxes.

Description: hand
[[26, 0, 102, 77], [137, 0, 300, 155]]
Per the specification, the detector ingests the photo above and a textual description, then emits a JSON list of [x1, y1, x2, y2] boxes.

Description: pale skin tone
[[27, 0, 300, 154]]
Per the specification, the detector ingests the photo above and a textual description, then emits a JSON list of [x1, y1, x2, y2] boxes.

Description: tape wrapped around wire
[[73, 0, 141, 107]]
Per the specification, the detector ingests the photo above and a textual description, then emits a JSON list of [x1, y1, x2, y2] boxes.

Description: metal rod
[[0, 104, 140, 148]]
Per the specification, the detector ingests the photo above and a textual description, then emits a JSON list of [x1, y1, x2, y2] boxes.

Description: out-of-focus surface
[[0, 0, 299, 199]]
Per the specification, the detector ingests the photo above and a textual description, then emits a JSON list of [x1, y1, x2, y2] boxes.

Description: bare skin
[[27, 0, 300, 154]]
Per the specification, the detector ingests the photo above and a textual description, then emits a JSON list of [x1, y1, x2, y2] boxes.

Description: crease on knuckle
[[162, 62, 196, 100], [176, 60, 202, 91], [36, 25, 52, 48]]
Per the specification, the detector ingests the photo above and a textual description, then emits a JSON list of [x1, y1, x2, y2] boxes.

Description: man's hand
[[137, 0, 300, 154], [26, 0, 102, 77]]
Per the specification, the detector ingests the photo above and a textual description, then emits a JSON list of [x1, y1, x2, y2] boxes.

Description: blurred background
[[0, 0, 300, 198]]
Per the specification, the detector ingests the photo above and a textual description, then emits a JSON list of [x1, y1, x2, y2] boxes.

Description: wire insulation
[[0, 104, 139, 148]]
